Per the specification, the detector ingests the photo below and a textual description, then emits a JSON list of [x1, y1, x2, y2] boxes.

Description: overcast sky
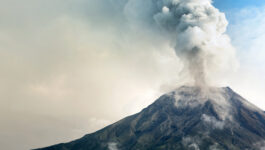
[[1, 0, 265, 150]]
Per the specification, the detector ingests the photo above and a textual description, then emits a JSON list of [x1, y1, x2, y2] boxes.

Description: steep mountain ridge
[[35, 86, 265, 150]]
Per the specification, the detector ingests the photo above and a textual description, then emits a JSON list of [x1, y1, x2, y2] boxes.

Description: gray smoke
[[122, 0, 237, 87]]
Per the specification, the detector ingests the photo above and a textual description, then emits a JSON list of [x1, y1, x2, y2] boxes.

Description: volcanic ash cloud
[[123, 0, 238, 87]]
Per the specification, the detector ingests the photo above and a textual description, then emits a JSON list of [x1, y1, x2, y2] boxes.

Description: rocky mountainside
[[35, 86, 265, 150]]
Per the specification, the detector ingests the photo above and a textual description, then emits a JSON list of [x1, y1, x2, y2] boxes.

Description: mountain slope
[[35, 86, 265, 150]]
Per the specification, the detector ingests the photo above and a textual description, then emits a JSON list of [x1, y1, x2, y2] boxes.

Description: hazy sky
[[1, 0, 265, 150]]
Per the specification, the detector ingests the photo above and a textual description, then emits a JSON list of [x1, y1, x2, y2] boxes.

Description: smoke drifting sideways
[[120, 0, 238, 87]]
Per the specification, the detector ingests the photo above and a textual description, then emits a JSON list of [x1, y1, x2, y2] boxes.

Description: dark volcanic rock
[[34, 86, 265, 150]]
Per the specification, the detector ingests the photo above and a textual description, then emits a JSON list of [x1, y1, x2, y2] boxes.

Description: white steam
[[173, 86, 232, 120], [182, 137, 200, 150], [201, 114, 225, 129], [108, 142, 119, 150], [123, 0, 237, 86], [182, 135, 222, 150]]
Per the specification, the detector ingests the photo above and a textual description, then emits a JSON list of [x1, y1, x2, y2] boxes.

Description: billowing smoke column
[[153, 0, 232, 86], [123, 0, 237, 87]]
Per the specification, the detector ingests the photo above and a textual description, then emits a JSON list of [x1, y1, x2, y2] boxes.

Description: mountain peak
[[163, 86, 262, 120], [35, 86, 265, 150]]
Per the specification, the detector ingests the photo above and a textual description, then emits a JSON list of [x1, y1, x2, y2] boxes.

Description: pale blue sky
[[213, 0, 265, 11], [214, 0, 265, 23], [211, 0, 265, 111]]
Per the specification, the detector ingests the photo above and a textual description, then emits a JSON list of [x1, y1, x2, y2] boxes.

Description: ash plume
[[122, 0, 237, 87]]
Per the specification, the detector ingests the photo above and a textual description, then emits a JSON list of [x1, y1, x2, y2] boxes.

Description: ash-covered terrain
[[35, 86, 265, 150]]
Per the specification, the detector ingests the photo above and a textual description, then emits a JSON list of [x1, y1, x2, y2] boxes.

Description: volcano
[[35, 86, 265, 150]]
